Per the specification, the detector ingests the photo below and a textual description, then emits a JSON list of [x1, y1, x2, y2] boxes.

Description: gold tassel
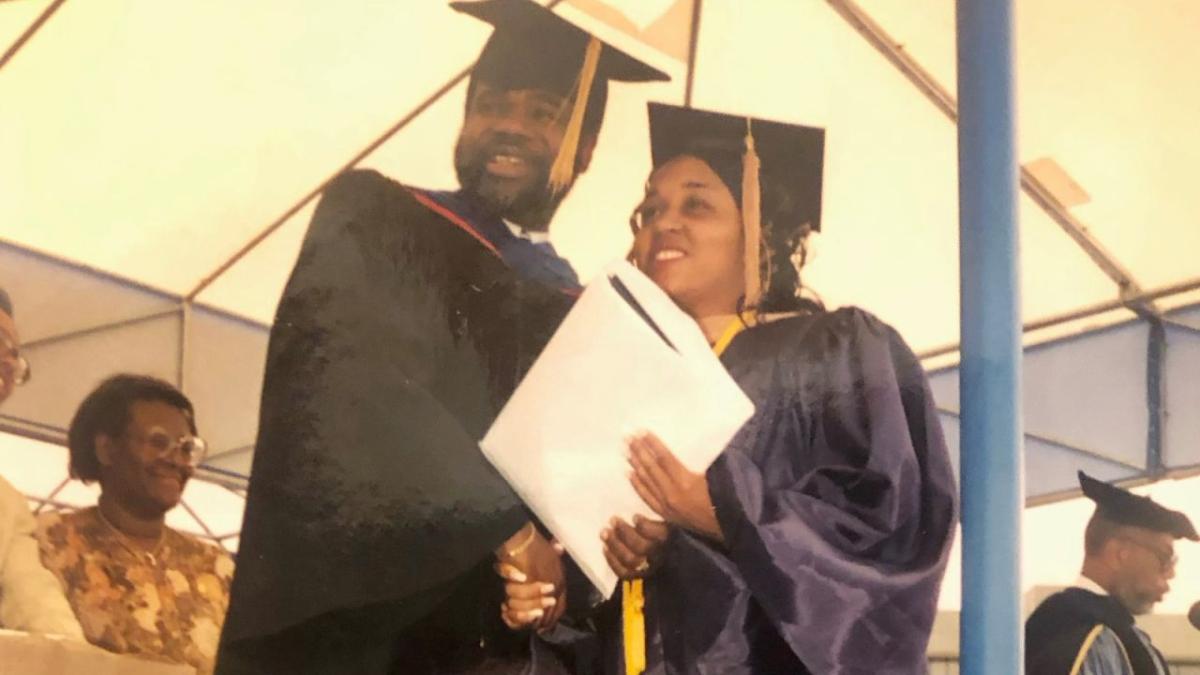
[[548, 37, 603, 196], [741, 118, 763, 308], [622, 579, 647, 675], [620, 325, 748, 675]]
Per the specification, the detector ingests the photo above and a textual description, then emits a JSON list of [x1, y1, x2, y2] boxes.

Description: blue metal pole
[[956, 0, 1023, 672]]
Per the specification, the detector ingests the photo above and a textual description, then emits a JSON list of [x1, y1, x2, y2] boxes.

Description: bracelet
[[504, 523, 537, 557]]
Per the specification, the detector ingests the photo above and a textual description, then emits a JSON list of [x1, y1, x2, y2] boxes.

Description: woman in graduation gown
[[506, 104, 958, 674], [619, 104, 959, 674]]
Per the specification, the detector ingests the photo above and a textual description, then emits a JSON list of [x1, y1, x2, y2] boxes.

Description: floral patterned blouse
[[34, 507, 235, 674]]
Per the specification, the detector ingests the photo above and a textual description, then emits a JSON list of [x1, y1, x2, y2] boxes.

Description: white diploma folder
[[480, 261, 755, 596]]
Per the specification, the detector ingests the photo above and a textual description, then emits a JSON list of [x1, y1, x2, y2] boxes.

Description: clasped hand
[[495, 523, 567, 631], [498, 432, 725, 630]]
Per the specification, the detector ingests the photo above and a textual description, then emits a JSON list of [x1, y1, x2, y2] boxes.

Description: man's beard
[[454, 138, 562, 227], [1114, 584, 1159, 615]]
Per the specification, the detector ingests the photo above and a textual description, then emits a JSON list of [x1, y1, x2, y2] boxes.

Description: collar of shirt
[[1074, 574, 1109, 596], [504, 220, 551, 245]]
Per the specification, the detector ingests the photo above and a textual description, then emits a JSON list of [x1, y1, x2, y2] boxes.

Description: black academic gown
[[600, 309, 958, 675], [216, 169, 581, 674], [1026, 588, 1169, 675]]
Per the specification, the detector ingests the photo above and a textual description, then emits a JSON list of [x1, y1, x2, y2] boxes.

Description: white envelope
[[481, 261, 755, 596]]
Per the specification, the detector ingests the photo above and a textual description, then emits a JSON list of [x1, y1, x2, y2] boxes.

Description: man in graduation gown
[[1026, 471, 1197, 675], [215, 2, 667, 673]]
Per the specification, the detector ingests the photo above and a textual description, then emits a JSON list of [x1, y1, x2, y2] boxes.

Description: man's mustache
[[469, 133, 546, 165]]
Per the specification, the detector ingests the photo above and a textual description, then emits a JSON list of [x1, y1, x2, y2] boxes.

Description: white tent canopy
[[1, 0, 1197, 525]]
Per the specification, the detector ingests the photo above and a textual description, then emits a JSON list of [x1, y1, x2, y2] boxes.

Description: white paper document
[[481, 261, 755, 596]]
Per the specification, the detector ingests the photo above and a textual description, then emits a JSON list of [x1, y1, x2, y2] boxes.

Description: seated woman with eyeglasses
[[35, 374, 234, 675]]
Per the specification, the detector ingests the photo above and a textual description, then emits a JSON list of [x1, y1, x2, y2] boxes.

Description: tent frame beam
[[184, 66, 473, 300], [683, 0, 703, 107], [1027, 462, 1200, 507], [825, 0, 956, 118], [0, 0, 68, 71], [825, 0, 1156, 315], [0, 417, 252, 490], [1146, 319, 1165, 475], [938, 408, 1145, 473], [177, 302, 191, 390], [0, 415, 66, 445], [918, 276, 1200, 360], [1164, 317, 1200, 337], [187, 0, 568, 301], [21, 307, 182, 351], [1019, 176, 1156, 312], [205, 443, 254, 463]]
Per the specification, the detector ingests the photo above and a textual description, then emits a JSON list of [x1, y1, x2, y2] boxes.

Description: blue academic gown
[[421, 189, 579, 291], [1080, 627, 1166, 675], [1027, 588, 1170, 675]]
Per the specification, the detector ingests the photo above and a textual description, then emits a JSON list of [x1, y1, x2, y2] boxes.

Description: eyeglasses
[[124, 428, 208, 468], [0, 334, 31, 386], [1119, 536, 1177, 573]]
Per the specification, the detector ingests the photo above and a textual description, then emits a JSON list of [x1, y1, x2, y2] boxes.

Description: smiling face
[[454, 81, 595, 228], [630, 155, 746, 319], [97, 400, 195, 517]]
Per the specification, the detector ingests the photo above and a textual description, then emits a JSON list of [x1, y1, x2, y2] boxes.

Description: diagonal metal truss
[[0, 0, 67, 71], [683, 0, 702, 108], [186, 0, 569, 301], [824, 0, 1158, 317]]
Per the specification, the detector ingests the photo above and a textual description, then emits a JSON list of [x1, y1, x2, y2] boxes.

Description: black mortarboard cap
[[1079, 471, 1199, 541], [453, 0, 669, 96], [0, 287, 11, 318], [454, 0, 669, 193], [647, 103, 825, 233]]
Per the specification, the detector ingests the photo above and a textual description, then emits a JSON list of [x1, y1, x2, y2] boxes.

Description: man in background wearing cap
[[1026, 471, 1196, 674], [0, 287, 85, 639], [217, 1, 666, 673]]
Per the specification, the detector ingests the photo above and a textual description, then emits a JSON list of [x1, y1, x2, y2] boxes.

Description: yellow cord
[[622, 315, 748, 674], [622, 579, 647, 674]]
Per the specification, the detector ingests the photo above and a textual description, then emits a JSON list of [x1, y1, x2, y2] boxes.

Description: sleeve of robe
[[0, 475, 85, 639], [705, 307, 959, 674], [1079, 629, 1136, 675], [219, 170, 530, 647]]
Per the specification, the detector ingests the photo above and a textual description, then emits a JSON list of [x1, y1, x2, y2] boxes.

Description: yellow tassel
[[622, 579, 647, 675], [620, 324, 748, 675], [741, 118, 763, 308], [548, 37, 602, 196], [619, 325, 750, 674]]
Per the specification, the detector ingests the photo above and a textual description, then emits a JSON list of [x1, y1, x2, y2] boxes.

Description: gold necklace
[[94, 506, 165, 567]]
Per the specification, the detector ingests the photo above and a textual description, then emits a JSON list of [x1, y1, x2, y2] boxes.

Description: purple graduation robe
[[601, 308, 958, 675]]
